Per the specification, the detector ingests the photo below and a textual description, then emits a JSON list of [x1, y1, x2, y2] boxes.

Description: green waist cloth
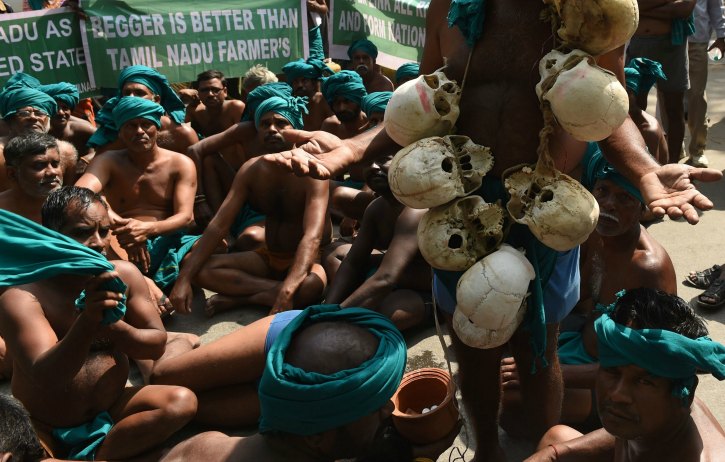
[[558, 331, 597, 365], [434, 178, 557, 368], [0, 210, 126, 325], [146, 232, 201, 290], [52, 411, 114, 461], [230, 203, 266, 239]]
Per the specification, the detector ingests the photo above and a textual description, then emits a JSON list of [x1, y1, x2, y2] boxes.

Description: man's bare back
[[49, 115, 95, 157], [303, 93, 334, 131]]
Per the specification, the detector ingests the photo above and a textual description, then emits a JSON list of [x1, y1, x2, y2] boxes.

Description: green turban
[[625, 58, 666, 95], [254, 96, 308, 130], [0, 73, 57, 120], [118, 65, 186, 125], [241, 82, 293, 122], [283, 58, 333, 82], [581, 142, 644, 204], [322, 70, 367, 107], [258, 304, 407, 435], [112, 97, 165, 130], [87, 97, 120, 148], [361, 91, 392, 115], [347, 39, 378, 59], [39, 82, 80, 109], [395, 62, 420, 84]]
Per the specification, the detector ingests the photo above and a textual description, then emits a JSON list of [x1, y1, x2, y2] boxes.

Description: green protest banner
[[80, 0, 308, 89], [329, 0, 428, 69], [0, 8, 94, 97]]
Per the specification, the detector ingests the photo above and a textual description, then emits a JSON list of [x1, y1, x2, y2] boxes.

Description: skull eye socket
[[486, 236, 498, 249], [448, 234, 463, 249], [440, 82, 457, 93], [540, 189, 554, 202], [424, 74, 440, 89], [441, 157, 454, 173]]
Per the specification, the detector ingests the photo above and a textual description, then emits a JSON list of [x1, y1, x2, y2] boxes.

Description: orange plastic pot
[[391, 367, 459, 444]]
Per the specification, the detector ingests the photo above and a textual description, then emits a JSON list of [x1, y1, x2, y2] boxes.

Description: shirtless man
[[325, 153, 431, 331], [347, 39, 395, 93], [282, 57, 334, 130], [395, 62, 420, 87], [75, 97, 199, 299], [320, 70, 369, 139], [0, 191, 197, 461], [169, 95, 331, 316], [265, 1, 722, 458], [360, 91, 392, 128], [628, 0, 696, 163], [41, 81, 95, 164], [525, 288, 725, 462]]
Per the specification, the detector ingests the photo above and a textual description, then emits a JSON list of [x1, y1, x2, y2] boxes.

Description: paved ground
[[3, 62, 725, 461]]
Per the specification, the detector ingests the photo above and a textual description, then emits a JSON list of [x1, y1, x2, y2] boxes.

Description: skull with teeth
[[384, 71, 461, 147], [504, 165, 599, 252], [388, 135, 494, 209], [417, 196, 505, 271], [536, 49, 629, 142], [453, 244, 535, 349]]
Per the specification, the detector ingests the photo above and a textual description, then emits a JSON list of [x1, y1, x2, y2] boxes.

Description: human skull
[[385, 71, 461, 147], [452, 244, 535, 349], [417, 196, 505, 271], [537, 50, 629, 142], [545, 0, 639, 56], [504, 165, 599, 251], [388, 135, 494, 209]]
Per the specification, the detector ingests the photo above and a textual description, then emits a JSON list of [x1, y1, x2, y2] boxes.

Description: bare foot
[[205, 294, 243, 317]]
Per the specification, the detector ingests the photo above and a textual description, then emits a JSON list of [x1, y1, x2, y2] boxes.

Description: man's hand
[[263, 129, 349, 179], [500, 357, 520, 390], [639, 164, 722, 224], [169, 280, 194, 314], [126, 244, 151, 274], [113, 218, 153, 246], [82, 271, 125, 324], [177, 88, 200, 107], [710, 37, 725, 57], [270, 289, 295, 315]]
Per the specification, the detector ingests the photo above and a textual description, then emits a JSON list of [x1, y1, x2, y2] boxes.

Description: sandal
[[697, 279, 725, 309], [685, 265, 722, 289]]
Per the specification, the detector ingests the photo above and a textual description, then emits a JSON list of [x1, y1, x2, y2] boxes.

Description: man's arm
[[187, 121, 256, 161], [74, 152, 126, 223], [639, 0, 695, 19], [524, 428, 616, 462]]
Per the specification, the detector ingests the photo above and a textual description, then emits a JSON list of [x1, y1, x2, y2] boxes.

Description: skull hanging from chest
[[384, 71, 462, 147], [388, 135, 494, 209], [417, 196, 505, 272], [504, 164, 599, 252]]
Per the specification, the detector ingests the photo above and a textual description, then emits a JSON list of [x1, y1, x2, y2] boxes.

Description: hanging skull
[[453, 244, 535, 349], [417, 196, 505, 271], [544, 0, 639, 56], [384, 71, 461, 147], [504, 165, 599, 252], [537, 50, 629, 142], [388, 135, 494, 209]]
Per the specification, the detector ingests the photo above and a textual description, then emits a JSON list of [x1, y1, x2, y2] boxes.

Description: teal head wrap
[[118, 65, 186, 124], [595, 310, 725, 402], [254, 96, 309, 130], [0, 73, 57, 120], [448, 0, 487, 48], [241, 82, 293, 122], [395, 62, 420, 84], [0, 210, 127, 325], [625, 58, 666, 95], [347, 39, 379, 59], [361, 91, 393, 116], [39, 82, 80, 109], [87, 97, 120, 148], [283, 58, 334, 82], [258, 304, 407, 435], [581, 142, 644, 204], [322, 70, 367, 107], [112, 97, 165, 130]]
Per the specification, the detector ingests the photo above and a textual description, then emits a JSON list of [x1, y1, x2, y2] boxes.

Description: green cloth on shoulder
[[581, 142, 644, 204], [258, 304, 406, 435], [671, 14, 695, 46], [52, 411, 114, 461], [558, 331, 597, 365], [146, 232, 201, 290], [448, 0, 487, 48], [0, 210, 126, 325], [230, 203, 265, 239]]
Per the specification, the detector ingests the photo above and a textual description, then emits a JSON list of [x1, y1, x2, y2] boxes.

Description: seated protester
[[0, 394, 47, 462], [0, 75, 57, 192], [361, 91, 393, 129], [282, 57, 335, 130], [348, 39, 394, 93], [394, 62, 420, 87], [525, 288, 725, 462], [624, 59, 669, 165], [169, 95, 331, 317], [0, 204, 197, 461], [240, 64, 278, 102], [500, 143, 677, 435], [160, 305, 459, 462], [40, 80, 96, 167], [324, 154, 432, 331], [75, 97, 201, 311], [320, 70, 369, 140]]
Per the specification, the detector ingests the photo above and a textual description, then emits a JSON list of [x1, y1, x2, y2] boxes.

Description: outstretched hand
[[263, 129, 350, 179], [640, 163, 722, 224]]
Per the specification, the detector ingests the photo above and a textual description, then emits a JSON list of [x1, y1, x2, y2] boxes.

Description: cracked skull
[[453, 244, 535, 349], [545, 0, 639, 56], [384, 71, 461, 147], [505, 165, 599, 252], [537, 50, 629, 142], [417, 196, 505, 271], [388, 135, 494, 209]]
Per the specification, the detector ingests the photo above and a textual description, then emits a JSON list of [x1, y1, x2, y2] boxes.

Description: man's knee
[[294, 273, 325, 307], [157, 386, 198, 423], [536, 424, 583, 451]]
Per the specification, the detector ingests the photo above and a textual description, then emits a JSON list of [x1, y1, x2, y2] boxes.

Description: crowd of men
[[1, 0, 725, 461]]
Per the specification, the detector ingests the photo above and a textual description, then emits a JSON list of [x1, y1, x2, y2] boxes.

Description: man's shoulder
[[68, 116, 96, 133], [0, 285, 41, 310]]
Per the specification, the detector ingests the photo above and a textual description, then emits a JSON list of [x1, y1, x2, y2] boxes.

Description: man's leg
[[661, 90, 687, 164], [377, 289, 429, 331], [687, 42, 709, 166]]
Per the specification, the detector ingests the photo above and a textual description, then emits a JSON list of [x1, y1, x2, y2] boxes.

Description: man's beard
[[336, 110, 359, 123]]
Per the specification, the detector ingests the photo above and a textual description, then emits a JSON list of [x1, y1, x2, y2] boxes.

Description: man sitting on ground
[[525, 288, 725, 461], [361, 91, 393, 129], [282, 57, 334, 130], [320, 70, 369, 140], [41, 81, 95, 167], [394, 62, 420, 87], [348, 39, 394, 93]]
